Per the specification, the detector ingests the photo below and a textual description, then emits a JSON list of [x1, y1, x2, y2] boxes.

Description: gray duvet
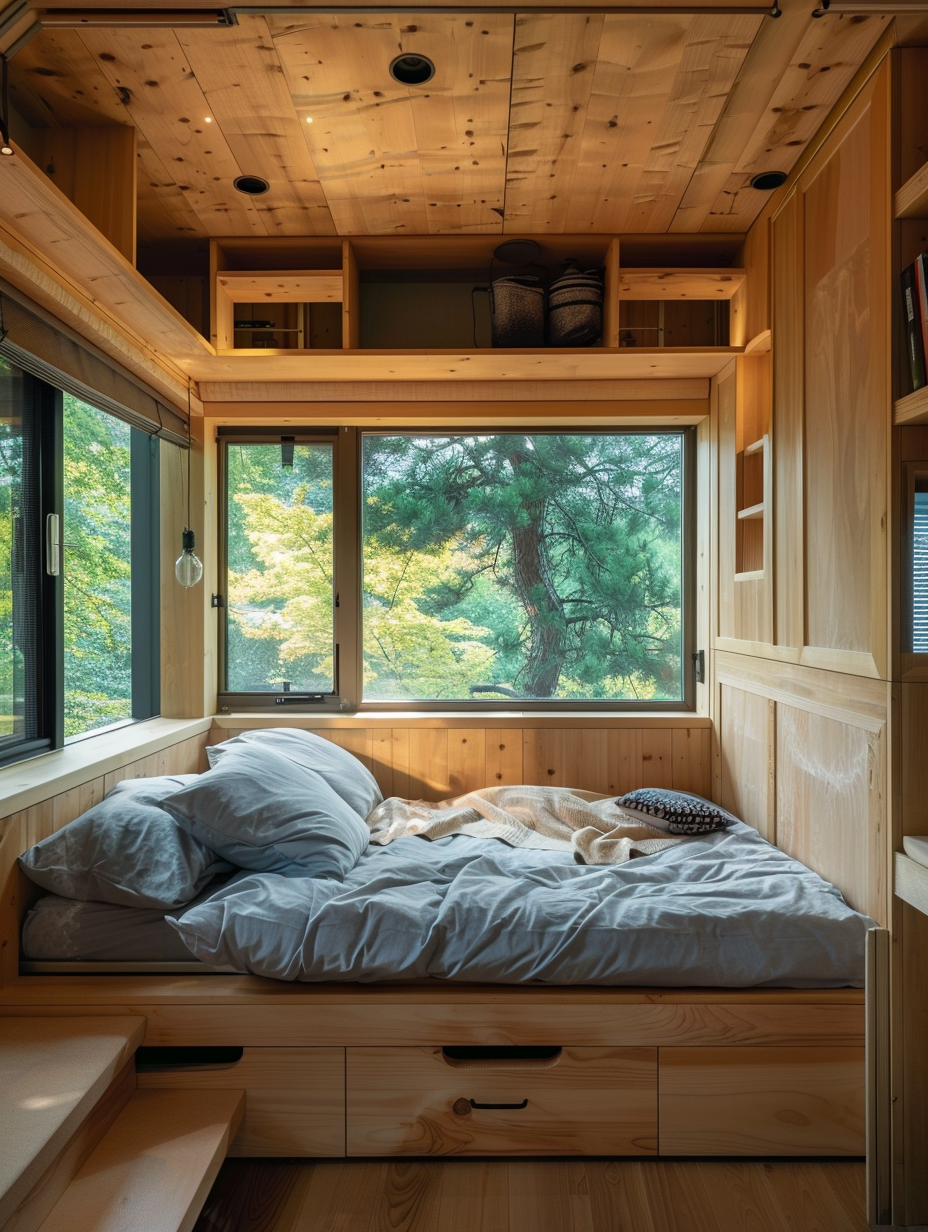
[[167, 821, 874, 987]]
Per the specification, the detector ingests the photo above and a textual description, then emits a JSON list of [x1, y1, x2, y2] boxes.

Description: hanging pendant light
[[175, 385, 203, 588]]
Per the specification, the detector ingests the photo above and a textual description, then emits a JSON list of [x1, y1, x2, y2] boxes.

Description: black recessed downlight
[[389, 53, 435, 85], [750, 170, 788, 191], [234, 175, 270, 195]]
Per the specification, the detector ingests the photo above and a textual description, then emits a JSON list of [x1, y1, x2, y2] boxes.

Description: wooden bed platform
[[0, 726, 873, 1163], [0, 973, 867, 1159]]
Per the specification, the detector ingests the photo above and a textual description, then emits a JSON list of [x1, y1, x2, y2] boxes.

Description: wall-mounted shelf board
[[743, 329, 772, 356], [737, 502, 765, 520], [193, 347, 742, 383], [895, 162, 928, 219], [217, 271, 344, 304], [733, 569, 764, 582], [744, 437, 766, 456], [618, 269, 745, 300], [894, 384, 928, 424], [896, 851, 928, 918]]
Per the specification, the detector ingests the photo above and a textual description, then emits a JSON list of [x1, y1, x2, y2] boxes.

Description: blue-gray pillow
[[616, 788, 737, 835], [18, 775, 232, 909], [163, 743, 369, 878], [206, 728, 382, 821]]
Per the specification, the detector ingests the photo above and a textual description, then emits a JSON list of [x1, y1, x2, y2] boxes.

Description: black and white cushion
[[615, 788, 737, 835]]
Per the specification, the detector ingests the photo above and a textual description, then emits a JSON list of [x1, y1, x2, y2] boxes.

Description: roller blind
[[0, 288, 189, 447], [914, 489, 928, 653]]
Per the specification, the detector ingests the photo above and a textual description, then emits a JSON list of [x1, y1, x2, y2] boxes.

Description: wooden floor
[[191, 1158, 873, 1232]]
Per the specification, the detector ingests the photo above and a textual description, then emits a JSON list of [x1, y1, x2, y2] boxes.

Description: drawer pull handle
[[468, 1098, 529, 1111]]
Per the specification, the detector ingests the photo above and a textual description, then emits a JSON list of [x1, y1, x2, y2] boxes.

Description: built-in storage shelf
[[895, 161, 928, 220], [894, 383, 928, 424], [209, 236, 744, 361], [735, 433, 770, 577], [617, 268, 745, 300], [896, 851, 928, 918], [737, 502, 765, 521], [743, 329, 772, 356]]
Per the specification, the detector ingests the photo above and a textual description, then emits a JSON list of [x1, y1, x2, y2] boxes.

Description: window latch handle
[[45, 513, 60, 577]]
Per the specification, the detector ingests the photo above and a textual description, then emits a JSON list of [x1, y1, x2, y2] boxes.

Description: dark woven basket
[[489, 274, 546, 347], [547, 269, 603, 346]]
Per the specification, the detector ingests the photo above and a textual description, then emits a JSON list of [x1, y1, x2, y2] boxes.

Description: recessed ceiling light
[[389, 53, 435, 86], [233, 175, 270, 195], [750, 170, 788, 191], [205, 116, 212, 123], [306, 116, 314, 124]]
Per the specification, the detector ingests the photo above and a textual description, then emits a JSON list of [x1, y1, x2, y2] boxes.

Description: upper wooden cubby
[[210, 236, 745, 363], [893, 47, 928, 423]]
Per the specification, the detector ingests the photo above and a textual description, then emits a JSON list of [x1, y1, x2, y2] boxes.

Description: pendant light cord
[[186, 381, 192, 533]]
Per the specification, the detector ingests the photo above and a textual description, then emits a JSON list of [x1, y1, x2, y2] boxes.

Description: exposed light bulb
[[175, 528, 203, 588]]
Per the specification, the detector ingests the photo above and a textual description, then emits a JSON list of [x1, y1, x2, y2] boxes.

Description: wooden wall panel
[[776, 703, 885, 924], [719, 685, 773, 841], [771, 189, 804, 655], [800, 69, 890, 676], [211, 720, 711, 801]]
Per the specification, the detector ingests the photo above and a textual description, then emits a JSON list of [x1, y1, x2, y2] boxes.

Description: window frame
[[217, 425, 696, 715], [0, 361, 162, 768]]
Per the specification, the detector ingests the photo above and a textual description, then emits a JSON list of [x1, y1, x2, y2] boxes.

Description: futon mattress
[[158, 821, 874, 987]]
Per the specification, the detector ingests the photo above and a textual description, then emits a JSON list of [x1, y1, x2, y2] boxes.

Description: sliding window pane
[[225, 441, 335, 694], [362, 432, 686, 702], [0, 357, 40, 750], [62, 394, 132, 737]]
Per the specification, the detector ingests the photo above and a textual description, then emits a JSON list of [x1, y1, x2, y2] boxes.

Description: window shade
[[0, 289, 189, 447], [914, 489, 928, 653]]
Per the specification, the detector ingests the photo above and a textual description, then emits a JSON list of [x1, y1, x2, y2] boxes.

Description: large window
[[0, 354, 161, 764], [219, 428, 693, 711]]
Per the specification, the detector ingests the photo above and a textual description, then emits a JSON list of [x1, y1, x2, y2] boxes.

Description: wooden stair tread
[[36, 1088, 244, 1232], [0, 1016, 146, 1226]]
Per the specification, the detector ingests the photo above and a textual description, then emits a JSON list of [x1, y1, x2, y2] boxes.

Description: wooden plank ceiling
[[7, 3, 889, 248]]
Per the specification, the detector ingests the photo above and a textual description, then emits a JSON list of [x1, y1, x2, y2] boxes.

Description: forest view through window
[[222, 430, 688, 706], [362, 433, 685, 702]]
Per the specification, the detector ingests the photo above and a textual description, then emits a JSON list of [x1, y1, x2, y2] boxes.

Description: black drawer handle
[[469, 1098, 528, 1110]]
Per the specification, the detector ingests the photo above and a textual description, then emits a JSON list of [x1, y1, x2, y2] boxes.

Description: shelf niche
[[209, 237, 745, 357]]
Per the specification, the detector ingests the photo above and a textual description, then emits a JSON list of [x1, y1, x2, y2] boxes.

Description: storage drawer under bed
[[136, 1045, 345, 1157], [346, 1045, 658, 1156]]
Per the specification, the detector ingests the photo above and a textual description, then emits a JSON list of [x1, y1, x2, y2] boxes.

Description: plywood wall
[[209, 720, 712, 803], [714, 56, 893, 925]]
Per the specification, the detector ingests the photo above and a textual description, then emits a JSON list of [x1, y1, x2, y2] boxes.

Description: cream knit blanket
[[366, 784, 681, 865]]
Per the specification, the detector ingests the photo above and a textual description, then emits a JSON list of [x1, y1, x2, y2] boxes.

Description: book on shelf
[[902, 261, 927, 393]]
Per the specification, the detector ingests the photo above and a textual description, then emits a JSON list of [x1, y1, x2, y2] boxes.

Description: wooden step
[[0, 1016, 146, 1227], [36, 1089, 244, 1232]]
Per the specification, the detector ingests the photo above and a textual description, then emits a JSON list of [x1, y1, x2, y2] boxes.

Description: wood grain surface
[[190, 1158, 872, 1232], [346, 1046, 657, 1157]]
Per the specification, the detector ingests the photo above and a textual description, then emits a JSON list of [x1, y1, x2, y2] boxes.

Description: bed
[[1, 727, 877, 1159]]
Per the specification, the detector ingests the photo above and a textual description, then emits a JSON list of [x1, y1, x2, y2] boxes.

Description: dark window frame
[[0, 361, 162, 769], [217, 425, 696, 715]]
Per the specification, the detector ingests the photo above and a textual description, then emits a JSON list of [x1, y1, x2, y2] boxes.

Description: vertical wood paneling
[[446, 730, 487, 797], [673, 728, 711, 801], [484, 730, 524, 788], [776, 703, 884, 923], [406, 730, 449, 799], [802, 75, 887, 674], [720, 685, 774, 840], [771, 189, 804, 654], [641, 729, 674, 790]]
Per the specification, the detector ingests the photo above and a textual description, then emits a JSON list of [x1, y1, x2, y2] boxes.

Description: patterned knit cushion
[[615, 788, 737, 835]]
